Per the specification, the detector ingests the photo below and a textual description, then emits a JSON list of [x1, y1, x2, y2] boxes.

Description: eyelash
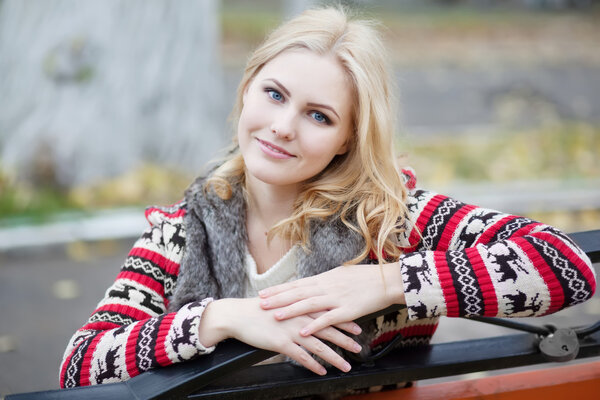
[[264, 87, 332, 125], [265, 88, 284, 102], [309, 111, 331, 125]]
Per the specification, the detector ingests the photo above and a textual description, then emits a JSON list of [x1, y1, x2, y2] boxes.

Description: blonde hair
[[207, 6, 409, 264]]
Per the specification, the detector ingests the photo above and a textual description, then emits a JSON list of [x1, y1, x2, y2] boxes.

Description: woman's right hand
[[198, 297, 362, 375]]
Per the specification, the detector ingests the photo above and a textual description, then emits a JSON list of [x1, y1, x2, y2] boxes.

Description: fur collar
[[169, 176, 368, 311], [168, 175, 385, 358]]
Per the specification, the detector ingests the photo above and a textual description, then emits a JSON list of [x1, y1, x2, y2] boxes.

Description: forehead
[[255, 49, 353, 114]]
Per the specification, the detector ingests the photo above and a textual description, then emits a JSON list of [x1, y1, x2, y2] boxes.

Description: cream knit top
[[243, 245, 299, 298]]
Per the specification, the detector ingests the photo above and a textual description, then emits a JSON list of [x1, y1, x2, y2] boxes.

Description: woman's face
[[238, 49, 353, 189]]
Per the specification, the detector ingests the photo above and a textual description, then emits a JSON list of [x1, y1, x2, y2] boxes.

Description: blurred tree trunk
[[0, 0, 224, 187]]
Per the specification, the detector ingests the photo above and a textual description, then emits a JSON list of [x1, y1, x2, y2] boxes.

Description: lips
[[256, 138, 295, 158]]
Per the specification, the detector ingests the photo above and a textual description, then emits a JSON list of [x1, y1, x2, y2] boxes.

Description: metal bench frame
[[7, 229, 600, 400]]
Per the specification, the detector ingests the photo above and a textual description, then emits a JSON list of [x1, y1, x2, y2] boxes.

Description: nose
[[270, 109, 296, 140]]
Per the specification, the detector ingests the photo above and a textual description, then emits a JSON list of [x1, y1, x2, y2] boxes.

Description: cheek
[[301, 132, 345, 162], [239, 96, 269, 134]]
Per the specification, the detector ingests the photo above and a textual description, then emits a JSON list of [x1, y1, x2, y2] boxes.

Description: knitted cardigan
[[60, 169, 596, 387]]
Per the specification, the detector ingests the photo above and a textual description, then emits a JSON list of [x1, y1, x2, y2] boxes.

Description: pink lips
[[256, 138, 295, 159]]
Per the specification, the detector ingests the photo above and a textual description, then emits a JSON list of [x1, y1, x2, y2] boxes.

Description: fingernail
[[353, 343, 362, 353], [343, 362, 351, 372], [258, 290, 267, 297], [260, 300, 269, 308], [300, 328, 309, 336], [353, 326, 362, 335], [319, 366, 327, 375], [275, 311, 284, 319]]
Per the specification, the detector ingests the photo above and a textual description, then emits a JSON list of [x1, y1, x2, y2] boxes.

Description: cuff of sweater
[[400, 252, 447, 320], [164, 298, 216, 362]]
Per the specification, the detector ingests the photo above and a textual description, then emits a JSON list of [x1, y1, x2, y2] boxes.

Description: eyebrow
[[265, 78, 341, 121], [266, 78, 291, 97], [307, 102, 340, 120]]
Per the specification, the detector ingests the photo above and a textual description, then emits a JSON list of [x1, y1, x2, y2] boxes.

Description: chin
[[250, 171, 299, 187]]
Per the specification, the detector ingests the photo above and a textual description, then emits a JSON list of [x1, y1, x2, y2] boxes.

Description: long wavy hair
[[206, 6, 410, 264]]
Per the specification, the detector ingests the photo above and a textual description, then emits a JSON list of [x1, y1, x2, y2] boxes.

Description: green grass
[[0, 181, 84, 225], [0, 164, 192, 226], [405, 123, 600, 186]]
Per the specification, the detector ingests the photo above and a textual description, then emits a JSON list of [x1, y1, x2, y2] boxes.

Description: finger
[[282, 343, 327, 376], [313, 326, 362, 354], [301, 336, 352, 373], [258, 282, 294, 298], [260, 287, 323, 310], [258, 276, 318, 298], [272, 296, 334, 321], [258, 279, 302, 299], [307, 312, 362, 335], [300, 310, 344, 337], [333, 321, 362, 335]]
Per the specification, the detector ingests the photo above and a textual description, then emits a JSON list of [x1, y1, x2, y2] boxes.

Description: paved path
[[0, 242, 132, 396]]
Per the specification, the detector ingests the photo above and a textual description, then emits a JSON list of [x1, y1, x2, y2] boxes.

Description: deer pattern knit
[[59, 169, 596, 387]]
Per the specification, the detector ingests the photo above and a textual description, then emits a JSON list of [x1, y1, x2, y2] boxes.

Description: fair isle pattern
[[401, 252, 447, 320], [402, 186, 595, 321], [137, 317, 162, 371], [422, 197, 463, 250], [398, 336, 431, 347], [61, 332, 94, 388], [384, 336, 431, 350], [484, 240, 550, 317], [541, 226, 590, 261], [98, 278, 166, 316], [452, 208, 504, 251], [398, 189, 431, 247], [88, 312, 136, 326], [165, 300, 215, 363], [133, 235, 177, 263], [122, 256, 177, 296], [491, 217, 534, 243], [145, 203, 186, 262], [90, 327, 129, 385], [61, 180, 596, 387], [446, 250, 483, 316], [528, 236, 592, 305], [371, 307, 439, 351], [60, 205, 213, 388], [400, 167, 417, 190]]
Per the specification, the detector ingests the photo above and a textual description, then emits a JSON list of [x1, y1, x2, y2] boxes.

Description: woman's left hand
[[258, 262, 406, 336]]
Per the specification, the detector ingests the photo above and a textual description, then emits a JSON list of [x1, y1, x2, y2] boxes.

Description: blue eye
[[310, 111, 330, 124], [267, 88, 283, 102]]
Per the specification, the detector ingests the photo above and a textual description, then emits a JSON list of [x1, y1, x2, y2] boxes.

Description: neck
[[245, 174, 300, 230]]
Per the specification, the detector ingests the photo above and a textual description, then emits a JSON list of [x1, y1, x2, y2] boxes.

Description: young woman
[[60, 7, 596, 387]]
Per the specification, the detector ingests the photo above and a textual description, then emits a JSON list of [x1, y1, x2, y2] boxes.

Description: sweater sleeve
[[59, 204, 215, 388], [399, 187, 596, 321]]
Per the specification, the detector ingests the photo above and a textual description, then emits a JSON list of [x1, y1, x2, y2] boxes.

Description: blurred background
[[0, 0, 599, 396]]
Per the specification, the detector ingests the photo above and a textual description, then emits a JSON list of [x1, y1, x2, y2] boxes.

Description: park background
[[0, 0, 599, 397]]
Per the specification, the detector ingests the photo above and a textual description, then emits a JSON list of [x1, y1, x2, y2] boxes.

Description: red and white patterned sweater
[[60, 171, 596, 387]]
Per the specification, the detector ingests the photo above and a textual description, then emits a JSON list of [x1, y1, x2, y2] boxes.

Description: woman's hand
[[258, 263, 406, 336], [198, 297, 362, 375]]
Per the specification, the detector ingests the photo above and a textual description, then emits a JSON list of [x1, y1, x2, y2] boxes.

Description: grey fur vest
[[168, 176, 380, 354]]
